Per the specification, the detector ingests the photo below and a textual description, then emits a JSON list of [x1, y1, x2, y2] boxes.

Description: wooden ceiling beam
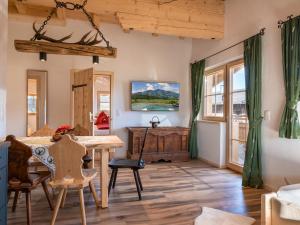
[[8, 0, 225, 39], [117, 12, 223, 39], [9, 1, 118, 25], [8, 2, 66, 26], [14, 0, 27, 14]]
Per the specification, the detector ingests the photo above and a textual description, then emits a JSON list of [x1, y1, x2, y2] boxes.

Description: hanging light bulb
[[93, 55, 99, 64], [39, 52, 47, 62]]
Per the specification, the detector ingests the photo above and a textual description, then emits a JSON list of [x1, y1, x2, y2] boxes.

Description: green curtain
[[279, 16, 300, 139], [242, 34, 263, 188], [189, 60, 205, 159]]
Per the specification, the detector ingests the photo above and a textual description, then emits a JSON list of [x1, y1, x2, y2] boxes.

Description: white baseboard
[[198, 157, 227, 169]]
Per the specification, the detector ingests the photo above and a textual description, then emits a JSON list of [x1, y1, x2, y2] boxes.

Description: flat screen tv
[[131, 81, 180, 111]]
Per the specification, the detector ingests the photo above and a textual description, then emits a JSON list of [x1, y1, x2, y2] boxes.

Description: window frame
[[202, 65, 227, 122]]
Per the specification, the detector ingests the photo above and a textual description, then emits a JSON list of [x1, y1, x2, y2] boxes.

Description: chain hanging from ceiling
[[31, 0, 111, 48]]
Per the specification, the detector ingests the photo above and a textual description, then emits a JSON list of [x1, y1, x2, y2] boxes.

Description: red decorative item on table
[[52, 124, 75, 142], [55, 124, 72, 134]]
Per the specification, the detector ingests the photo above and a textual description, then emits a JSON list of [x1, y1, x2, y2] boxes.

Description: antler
[[33, 22, 72, 43], [33, 22, 102, 46], [74, 31, 102, 45]]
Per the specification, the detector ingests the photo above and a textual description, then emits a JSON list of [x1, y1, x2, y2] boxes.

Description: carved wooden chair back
[[30, 125, 55, 137], [6, 135, 32, 183], [48, 135, 86, 185], [70, 124, 89, 136]]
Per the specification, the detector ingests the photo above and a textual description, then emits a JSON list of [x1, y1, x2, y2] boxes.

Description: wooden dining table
[[17, 135, 124, 208]]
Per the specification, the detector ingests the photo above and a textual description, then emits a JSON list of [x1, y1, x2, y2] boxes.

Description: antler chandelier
[[14, 0, 117, 63]]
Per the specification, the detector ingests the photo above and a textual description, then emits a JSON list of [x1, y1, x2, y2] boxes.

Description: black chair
[[108, 128, 148, 200]]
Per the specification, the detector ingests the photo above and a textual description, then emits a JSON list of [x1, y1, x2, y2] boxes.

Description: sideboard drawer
[[0, 147, 7, 168]]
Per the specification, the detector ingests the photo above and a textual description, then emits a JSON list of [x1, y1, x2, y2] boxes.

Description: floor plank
[[7, 161, 266, 225]]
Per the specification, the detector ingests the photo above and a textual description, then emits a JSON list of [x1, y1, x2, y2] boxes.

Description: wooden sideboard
[[127, 127, 190, 162]]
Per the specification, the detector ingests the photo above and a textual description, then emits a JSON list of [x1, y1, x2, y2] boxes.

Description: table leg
[[100, 149, 109, 208], [86, 149, 95, 169]]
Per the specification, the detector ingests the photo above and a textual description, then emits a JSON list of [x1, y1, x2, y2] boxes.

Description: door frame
[[70, 69, 114, 134], [26, 70, 48, 136]]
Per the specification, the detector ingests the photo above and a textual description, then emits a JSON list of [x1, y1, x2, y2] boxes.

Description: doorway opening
[[93, 74, 112, 135]]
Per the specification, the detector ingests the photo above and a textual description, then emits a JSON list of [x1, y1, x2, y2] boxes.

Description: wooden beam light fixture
[[14, 0, 117, 61]]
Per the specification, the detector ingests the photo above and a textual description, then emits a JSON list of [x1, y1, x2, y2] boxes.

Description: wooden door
[[226, 59, 248, 173], [73, 68, 94, 135]]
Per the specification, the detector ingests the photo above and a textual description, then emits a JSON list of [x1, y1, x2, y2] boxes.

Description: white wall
[[197, 121, 226, 168], [7, 20, 192, 157], [192, 0, 300, 190], [0, 0, 7, 137]]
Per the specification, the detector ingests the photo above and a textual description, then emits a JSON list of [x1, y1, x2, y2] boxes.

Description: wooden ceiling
[[8, 0, 225, 39]]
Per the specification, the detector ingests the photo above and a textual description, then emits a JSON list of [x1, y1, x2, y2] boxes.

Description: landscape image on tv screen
[[131, 81, 180, 111]]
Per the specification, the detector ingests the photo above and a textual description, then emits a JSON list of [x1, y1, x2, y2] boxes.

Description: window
[[203, 66, 226, 121], [202, 59, 247, 172], [27, 95, 37, 114], [97, 92, 110, 112]]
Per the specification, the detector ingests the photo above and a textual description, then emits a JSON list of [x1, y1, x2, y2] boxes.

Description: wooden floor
[[7, 161, 266, 225]]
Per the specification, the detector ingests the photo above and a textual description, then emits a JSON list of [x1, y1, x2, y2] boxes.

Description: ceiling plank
[[56, 8, 66, 20], [92, 14, 101, 27]]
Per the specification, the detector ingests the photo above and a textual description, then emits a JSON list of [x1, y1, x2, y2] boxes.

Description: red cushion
[[95, 112, 109, 129]]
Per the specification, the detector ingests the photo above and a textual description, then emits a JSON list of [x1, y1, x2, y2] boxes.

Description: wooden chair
[[6, 135, 53, 225], [29, 125, 55, 171], [30, 124, 55, 137], [70, 124, 94, 169], [48, 134, 99, 225], [108, 128, 148, 200]]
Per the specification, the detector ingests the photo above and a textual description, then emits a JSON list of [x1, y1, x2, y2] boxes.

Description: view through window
[[204, 67, 225, 120], [27, 78, 38, 136], [228, 62, 248, 167]]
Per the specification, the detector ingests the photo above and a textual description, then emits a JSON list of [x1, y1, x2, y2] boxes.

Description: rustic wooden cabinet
[[127, 127, 190, 162]]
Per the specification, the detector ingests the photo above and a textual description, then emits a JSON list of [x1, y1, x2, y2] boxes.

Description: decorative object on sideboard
[[14, 0, 117, 62], [150, 116, 160, 128]]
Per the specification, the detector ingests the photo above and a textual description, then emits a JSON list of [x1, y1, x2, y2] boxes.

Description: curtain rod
[[192, 28, 265, 64], [278, 14, 299, 28]]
